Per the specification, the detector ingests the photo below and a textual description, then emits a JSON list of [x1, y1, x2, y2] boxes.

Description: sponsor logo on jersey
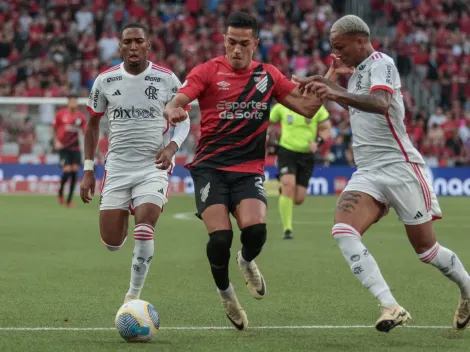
[[107, 76, 122, 83], [386, 64, 392, 85], [358, 64, 366, 70], [93, 89, 100, 108], [112, 106, 158, 120], [216, 101, 268, 120], [217, 81, 230, 90], [217, 71, 236, 75], [145, 76, 161, 82]]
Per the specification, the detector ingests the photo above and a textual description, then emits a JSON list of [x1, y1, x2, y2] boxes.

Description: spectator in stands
[[17, 116, 36, 155], [427, 107, 447, 129]]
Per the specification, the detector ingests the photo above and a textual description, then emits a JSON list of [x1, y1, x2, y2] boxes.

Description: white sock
[[127, 223, 155, 297], [238, 252, 250, 268], [333, 223, 398, 307], [218, 283, 234, 298], [419, 242, 470, 297]]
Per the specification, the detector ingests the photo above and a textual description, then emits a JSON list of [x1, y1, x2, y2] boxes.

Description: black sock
[[241, 224, 267, 262], [67, 172, 77, 204], [206, 230, 233, 290], [59, 172, 70, 196]]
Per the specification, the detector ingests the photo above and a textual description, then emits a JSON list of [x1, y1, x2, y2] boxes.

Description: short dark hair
[[68, 93, 78, 100], [120, 23, 149, 40], [226, 12, 259, 38]]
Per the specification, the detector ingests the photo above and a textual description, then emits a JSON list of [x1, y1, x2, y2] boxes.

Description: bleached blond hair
[[330, 15, 370, 36]]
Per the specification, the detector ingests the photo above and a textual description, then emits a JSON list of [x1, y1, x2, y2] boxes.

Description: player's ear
[[147, 39, 151, 50], [253, 38, 260, 50]]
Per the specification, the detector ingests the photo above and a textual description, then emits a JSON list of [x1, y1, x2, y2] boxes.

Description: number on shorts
[[254, 177, 266, 198]]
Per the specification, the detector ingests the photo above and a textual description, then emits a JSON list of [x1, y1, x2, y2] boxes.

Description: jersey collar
[[121, 61, 152, 78]]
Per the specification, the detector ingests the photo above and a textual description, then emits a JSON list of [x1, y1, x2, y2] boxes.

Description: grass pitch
[[1, 195, 470, 351]]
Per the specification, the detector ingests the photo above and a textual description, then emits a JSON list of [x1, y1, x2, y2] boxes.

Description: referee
[[269, 103, 331, 239]]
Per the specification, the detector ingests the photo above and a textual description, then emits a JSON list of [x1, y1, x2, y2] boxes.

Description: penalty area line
[[0, 325, 451, 331]]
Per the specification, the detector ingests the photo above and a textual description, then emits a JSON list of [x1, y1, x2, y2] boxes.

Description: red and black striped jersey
[[179, 56, 296, 175], [53, 108, 87, 151]]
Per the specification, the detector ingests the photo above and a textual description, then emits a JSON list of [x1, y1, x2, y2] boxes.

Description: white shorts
[[343, 162, 442, 225], [99, 167, 169, 211]]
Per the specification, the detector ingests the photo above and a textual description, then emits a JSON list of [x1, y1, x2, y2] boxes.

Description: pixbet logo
[[112, 106, 158, 119], [216, 101, 268, 120]]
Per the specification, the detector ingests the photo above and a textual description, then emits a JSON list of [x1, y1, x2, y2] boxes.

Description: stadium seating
[[0, 0, 468, 166]]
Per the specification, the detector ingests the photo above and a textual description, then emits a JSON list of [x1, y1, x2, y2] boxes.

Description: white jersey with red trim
[[86, 61, 182, 171], [347, 52, 424, 170]]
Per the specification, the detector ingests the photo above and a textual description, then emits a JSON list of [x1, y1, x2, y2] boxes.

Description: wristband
[[316, 136, 324, 147], [84, 159, 94, 171]]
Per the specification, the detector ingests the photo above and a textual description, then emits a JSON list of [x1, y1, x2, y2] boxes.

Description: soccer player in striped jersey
[[164, 12, 327, 330], [80, 23, 190, 304], [297, 15, 470, 333]]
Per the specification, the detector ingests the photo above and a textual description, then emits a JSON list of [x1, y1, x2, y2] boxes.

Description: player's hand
[[164, 107, 187, 126], [54, 140, 63, 150], [292, 75, 324, 94], [330, 54, 354, 75], [309, 141, 318, 153], [80, 170, 95, 204], [155, 142, 178, 170], [307, 81, 336, 101]]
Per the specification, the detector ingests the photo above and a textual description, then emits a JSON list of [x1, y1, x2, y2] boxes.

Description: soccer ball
[[115, 299, 160, 342]]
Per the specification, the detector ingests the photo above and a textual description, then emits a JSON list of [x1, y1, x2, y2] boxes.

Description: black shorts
[[190, 168, 267, 219], [59, 149, 81, 168], [277, 146, 315, 188]]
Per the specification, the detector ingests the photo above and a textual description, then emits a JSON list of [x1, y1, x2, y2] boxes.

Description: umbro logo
[[414, 211, 423, 220], [112, 90, 121, 96], [158, 188, 164, 195], [217, 81, 230, 90]]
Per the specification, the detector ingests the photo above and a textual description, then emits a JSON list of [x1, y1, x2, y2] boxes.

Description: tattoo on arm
[[336, 192, 363, 214], [335, 89, 391, 115]]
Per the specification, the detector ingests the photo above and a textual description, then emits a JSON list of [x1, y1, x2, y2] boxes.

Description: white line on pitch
[[0, 325, 451, 331]]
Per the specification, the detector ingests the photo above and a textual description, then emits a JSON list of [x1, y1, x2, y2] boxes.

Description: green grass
[[0, 195, 470, 351]]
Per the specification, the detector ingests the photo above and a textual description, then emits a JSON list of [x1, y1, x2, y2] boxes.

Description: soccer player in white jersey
[[296, 15, 470, 333], [80, 23, 190, 303]]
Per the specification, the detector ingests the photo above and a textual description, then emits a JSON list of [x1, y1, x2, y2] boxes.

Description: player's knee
[[101, 236, 127, 251], [281, 182, 295, 197], [241, 223, 267, 251], [206, 230, 233, 264], [294, 197, 305, 205]]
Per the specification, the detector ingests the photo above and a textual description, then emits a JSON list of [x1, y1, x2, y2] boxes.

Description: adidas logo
[[414, 211, 423, 220], [158, 188, 164, 195], [112, 90, 121, 96]]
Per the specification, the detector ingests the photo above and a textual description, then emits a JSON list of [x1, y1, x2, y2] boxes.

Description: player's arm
[[311, 60, 394, 115], [51, 112, 63, 150], [281, 67, 340, 118], [81, 79, 107, 203], [164, 64, 208, 124], [163, 93, 191, 124], [279, 86, 323, 119], [317, 119, 331, 141], [324, 87, 391, 115]]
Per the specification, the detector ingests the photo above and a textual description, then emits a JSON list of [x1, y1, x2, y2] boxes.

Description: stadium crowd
[[0, 0, 469, 166]]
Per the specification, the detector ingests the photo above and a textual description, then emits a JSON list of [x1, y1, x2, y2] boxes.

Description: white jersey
[[347, 52, 424, 170], [87, 61, 185, 171]]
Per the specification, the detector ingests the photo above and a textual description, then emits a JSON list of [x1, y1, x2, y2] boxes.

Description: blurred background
[[0, 0, 469, 174]]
